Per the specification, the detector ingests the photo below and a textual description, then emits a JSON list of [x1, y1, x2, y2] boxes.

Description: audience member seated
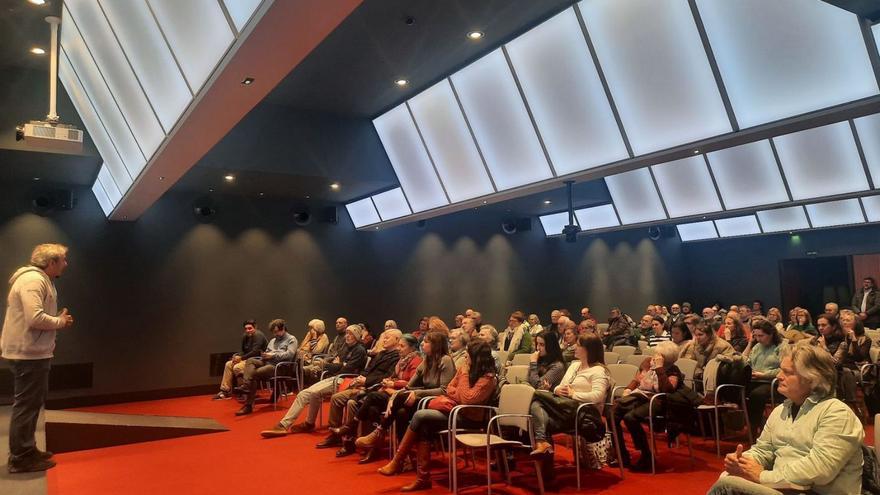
[[529, 334, 610, 465], [527, 333, 566, 390], [580, 306, 598, 324], [377, 340, 497, 491], [355, 332, 455, 449], [708, 343, 863, 495], [298, 318, 329, 362], [852, 276, 880, 329], [412, 316, 429, 341], [811, 313, 846, 369], [723, 313, 750, 353], [647, 316, 671, 347], [315, 329, 402, 456], [213, 319, 269, 400], [783, 308, 816, 342], [560, 320, 578, 365], [635, 314, 653, 342], [453, 314, 463, 330], [669, 320, 692, 355], [460, 316, 478, 339], [742, 320, 784, 438], [235, 319, 298, 414], [703, 306, 721, 323], [361, 324, 376, 354], [765, 307, 785, 333], [668, 303, 684, 325], [824, 302, 839, 318], [339, 333, 422, 464], [256, 324, 366, 430], [751, 300, 764, 318], [302, 316, 348, 383], [577, 318, 598, 337], [498, 310, 533, 360], [528, 313, 544, 337], [612, 341, 684, 471], [478, 324, 502, 371], [681, 302, 695, 317], [427, 316, 450, 337], [448, 328, 468, 370], [604, 307, 633, 350], [840, 310, 871, 407], [680, 322, 735, 383], [546, 309, 562, 335]]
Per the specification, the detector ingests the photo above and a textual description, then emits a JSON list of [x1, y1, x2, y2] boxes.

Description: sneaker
[[8, 457, 56, 474], [212, 391, 231, 400], [288, 422, 315, 434], [260, 423, 289, 438]]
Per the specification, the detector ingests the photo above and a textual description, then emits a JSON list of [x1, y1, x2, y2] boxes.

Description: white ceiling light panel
[[96, 165, 122, 206], [65, 0, 164, 158], [806, 198, 865, 228], [773, 121, 869, 200], [61, 7, 146, 178], [371, 188, 411, 221], [714, 215, 761, 237], [677, 221, 718, 241], [862, 195, 880, 222], [58, 52, 133, 192], [539, 211, 575, 236], [651, 155, 722, 217], [345, 198, 381, 228], [757, 205, 811, 233], [605, 168, 667, 224], [221, 0, 263, 32], [373, 104, 448, 213], [574, 203, 620, 231], [98, 0, 192, 132], [577, 0, 730, 155], [147, 0, 235, 92], [450, 49, 553, 190], [505, 7, 628, 175], [695, 0, 877, 129], [407, 80, 495, 202], [91, 176, 114, 217], [706, 140, 789, 209], [853, 113, 880, 187]]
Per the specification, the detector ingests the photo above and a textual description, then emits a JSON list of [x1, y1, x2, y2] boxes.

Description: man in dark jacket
[[316, 330, 402, 454], [603, 307, 633, 350], [852, 277, 880, 328], [213, 319, 268, 400], [260, 325, 368, 437], [302, 316, 348, 384]]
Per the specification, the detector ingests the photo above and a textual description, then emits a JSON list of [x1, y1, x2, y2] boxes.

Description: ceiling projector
[[16, 121, 83, 153]]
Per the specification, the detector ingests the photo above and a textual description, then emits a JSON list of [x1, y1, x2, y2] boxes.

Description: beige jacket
[[1, 267, 66, 360]]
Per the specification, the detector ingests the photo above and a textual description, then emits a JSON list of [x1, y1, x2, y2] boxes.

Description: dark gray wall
[[0, 184, 684, 400]]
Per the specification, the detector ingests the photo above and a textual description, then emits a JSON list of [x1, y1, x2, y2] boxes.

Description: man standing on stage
[[1, 244, 74, 473]]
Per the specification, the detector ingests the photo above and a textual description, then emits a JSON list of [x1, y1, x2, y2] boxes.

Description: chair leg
[[485, 445, 491, 495], [500, 449, 511, 485], [741, 390, 753, 445], [648, 416, 657, 475], [574, 433, 581, 489], [714, 406, 721, 457], [533, 459, 545, 495], [686, 433, 694, 468]]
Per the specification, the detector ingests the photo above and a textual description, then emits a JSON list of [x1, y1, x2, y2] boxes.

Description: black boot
[[316, 433, 342, 449], [336, 438, 356, 457], [359, 447, 380, 464]]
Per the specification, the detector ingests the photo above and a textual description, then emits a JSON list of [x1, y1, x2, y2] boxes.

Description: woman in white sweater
[[529, 334, 611, 456]]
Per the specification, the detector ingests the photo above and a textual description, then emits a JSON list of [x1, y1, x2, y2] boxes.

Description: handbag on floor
[[577, 432, 614, 470]]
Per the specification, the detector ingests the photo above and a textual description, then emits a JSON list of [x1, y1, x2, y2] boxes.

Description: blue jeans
[[8, 359, 51, 463]]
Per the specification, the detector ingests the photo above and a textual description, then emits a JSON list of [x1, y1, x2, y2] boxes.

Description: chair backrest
[[642, 346, 656, 356], [498, 383, 535, 431], [871, 347, 880, 364], [511, 353, 532, 366], [676, 358, 698, 387], [496, 350, 509, 366], [625, 354, 646, 368], [638, 340, 649, 351], [597, 323, 609, 333], [702, 358, 722, 393], [867, 329, 880, 345], [614, 345, 636, 360], [604, 351, 620, 365], [608, 363, 638, 395], [505, 365, 530, 385]]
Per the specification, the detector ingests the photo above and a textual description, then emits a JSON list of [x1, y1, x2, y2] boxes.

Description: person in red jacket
[[377, 340, 497, 491]]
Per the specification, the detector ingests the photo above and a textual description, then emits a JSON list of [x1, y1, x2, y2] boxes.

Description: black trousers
[[613, 394, 652, 459], [746, 381, 776, 433], [8, 358, 51, 463]]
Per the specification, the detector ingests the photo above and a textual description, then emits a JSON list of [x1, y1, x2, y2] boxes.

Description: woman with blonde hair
[[298, 319, 329, 361]]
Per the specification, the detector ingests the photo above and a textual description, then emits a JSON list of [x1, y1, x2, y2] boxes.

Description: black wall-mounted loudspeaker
[[32, 189, 75, 215], [501, 218, 532, 235], [319, 206, 338, 225], [292, 209, 312, 226]]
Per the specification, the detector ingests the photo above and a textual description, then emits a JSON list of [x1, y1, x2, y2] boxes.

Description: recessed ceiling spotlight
[[467, 31, 484, 40], [32, 177, 40, 181], [259, 192, 264, 196], [329, 182, 340, 190], [224, 174, 234, 182], [693, 149, 700, 154], [208, 188, 214, 192], [375, 226, 379, 230], [241, 77, 254, 86], [158, 176, 165, 181], [306, 195, 311, 199], [28, 0, 46, 5], [394, 79, 409, 87], [543, 200, 552, 205], [30, 47, 45, 55], [482, 200, 488, 204]]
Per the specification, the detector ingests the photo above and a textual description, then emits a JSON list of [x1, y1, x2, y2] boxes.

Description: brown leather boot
[[401, 440, 432, 491], [357, 426, 385, 449], [378, 428, 417, 476]]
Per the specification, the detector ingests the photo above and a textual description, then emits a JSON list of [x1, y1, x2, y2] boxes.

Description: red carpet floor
[[43, 393, 835, 494]]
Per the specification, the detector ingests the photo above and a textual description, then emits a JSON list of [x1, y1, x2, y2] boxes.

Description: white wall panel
[[574, 204, 619, 230], [853, 113, 880, 187], [451, 49, 553, 190], [578, 0, 730, 155], [715, 215, 761, 237], [706, 140, 789, 209], [862, 195, 880, 222], [345, 198, 381, 228], [222, 0, 262, 32], [806, 198, 865, 227], [651, 155, 722, 217], [696, 0, 877, 128], [99, 0, 191, 132], [677, 221, 717, 241], [757, 205, 811, 233], [373, 104, 448, 212], [61, 8, 146, 178], [407, 81, 494, 202], [605, 168, 667, 224], [92, 179, 114, 217], [147, 0, 234, 91], [505, 7, 628, 175], [96, 166, 122, 206], [66, 0, 164, 158], [774, 122, 869, 200], [372, 188, 411, 221], [539, 211, 575, 236]]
